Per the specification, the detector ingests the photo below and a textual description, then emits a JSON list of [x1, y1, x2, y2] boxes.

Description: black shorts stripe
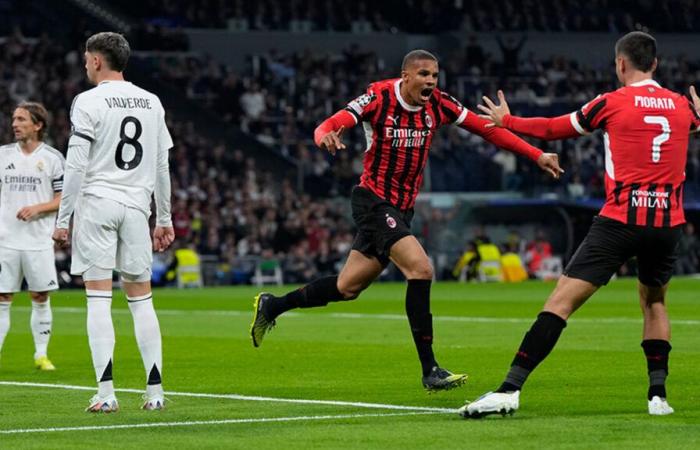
[[370, 89, 392, 185], [382, 104, 405, 204], [662, 183, 674, 227], [645, 183, 658, 226], [627, 182, 641, 225]]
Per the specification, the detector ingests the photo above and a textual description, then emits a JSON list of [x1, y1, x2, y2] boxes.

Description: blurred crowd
[[120, 0, 700, 33]]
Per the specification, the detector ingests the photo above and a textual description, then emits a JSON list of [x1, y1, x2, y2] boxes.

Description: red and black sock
[[497, 311, 567, 393], [642, 339, 671, 400], [406, 279, 437, 377]]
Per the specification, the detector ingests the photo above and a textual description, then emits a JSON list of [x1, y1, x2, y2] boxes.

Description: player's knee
[[30, 292, 49, 303], [640, 289, 665, 308], [337, 282, 363, 300], [406, 261, 433, 280]]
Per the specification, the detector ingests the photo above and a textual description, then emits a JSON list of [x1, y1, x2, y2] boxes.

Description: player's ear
[[650, 58, 658, 73], [401, 70, 409, 82]]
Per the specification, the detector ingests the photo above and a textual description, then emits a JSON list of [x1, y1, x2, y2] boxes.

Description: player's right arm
[[54, 95, 93, 245], [478, 90, 602, 140], [313, 85, 379, 154]]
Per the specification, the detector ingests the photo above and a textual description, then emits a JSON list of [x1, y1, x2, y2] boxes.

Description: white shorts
[[0, 247, 59, 293], [71, 195, 153, 278]]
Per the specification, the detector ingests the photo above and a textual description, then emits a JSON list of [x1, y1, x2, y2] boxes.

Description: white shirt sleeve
[[154, 108, 173, 227], [69, 94, 96, 143], [55, 135, 90, 228]]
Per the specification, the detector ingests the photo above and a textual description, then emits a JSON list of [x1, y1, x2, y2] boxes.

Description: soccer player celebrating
[[0, 102, 63, 371], [462, 32, 700, 417], [251, 50, 563, 391], [53, 32, 175, 412]]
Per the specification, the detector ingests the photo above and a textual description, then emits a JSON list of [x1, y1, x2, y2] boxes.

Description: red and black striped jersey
[[571, 80, 700, 227], [344, 78, 467, 210]]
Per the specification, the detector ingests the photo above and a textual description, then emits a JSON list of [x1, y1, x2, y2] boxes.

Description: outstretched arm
[[313, 110, 357, 155], [459, 111, 564, 179], [478, 90, 582, 140]]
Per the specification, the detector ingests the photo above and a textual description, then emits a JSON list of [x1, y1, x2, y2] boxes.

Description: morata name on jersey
[[4, 174, 42, 192], [634, 96, 676, 110], [104, 97, 152, 109]]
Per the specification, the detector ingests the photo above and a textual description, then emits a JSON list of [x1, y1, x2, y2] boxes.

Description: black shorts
[[350, 186, 414, 266], [564, 216, 682, 287]]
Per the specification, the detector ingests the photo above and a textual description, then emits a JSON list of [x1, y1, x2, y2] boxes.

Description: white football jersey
[[0, 143, 65, 250], [69, 80, 173, 215]]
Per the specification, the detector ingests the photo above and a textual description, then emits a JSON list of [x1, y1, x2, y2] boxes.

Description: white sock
[[31, 298, 52, 359], [86, 290, 115, 398], [127, 293, 163, 392], [0, 301, 10, 353]]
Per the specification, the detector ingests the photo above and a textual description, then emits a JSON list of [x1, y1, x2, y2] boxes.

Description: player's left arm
[[477, 90, 582, 140], [441, 92, 564, 179], [153, 107, 175, 252]]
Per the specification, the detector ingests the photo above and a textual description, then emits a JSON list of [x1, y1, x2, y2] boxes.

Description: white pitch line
[[0, 381, 456, 413], [0, 411, 440, 435], [13, 306, 700, 326]]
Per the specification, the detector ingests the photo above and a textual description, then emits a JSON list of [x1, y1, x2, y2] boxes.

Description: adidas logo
[[47, 280, 57, 286], [5, 163, 15, 170]]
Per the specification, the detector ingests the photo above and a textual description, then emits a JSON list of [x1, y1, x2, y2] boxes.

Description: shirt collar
[[394, 79, 423, 112], [630, 79, 661, 88]]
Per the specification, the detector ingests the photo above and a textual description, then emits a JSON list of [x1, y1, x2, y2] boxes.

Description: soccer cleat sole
[[462, 407, 516, 419], [424, 374, 468, 393]]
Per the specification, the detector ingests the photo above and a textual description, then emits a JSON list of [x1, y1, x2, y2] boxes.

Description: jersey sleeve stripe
[[440, 104, 458, 123], [71, 131, 94, 142], [569, 111, 589, 135], [454, 108, 468, 125], [344, 106, 361, 124], [577, 99, 607, 132]]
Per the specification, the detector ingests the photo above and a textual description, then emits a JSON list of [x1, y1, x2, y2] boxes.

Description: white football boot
[[458, 391, 520, 418], [648, 396, 674, 415], [86, 394, 119, 413], [142, 395, 165, 410]]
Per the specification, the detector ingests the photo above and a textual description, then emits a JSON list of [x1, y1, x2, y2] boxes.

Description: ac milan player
[[462, 32, 700, 417], [250, 49, 563, 391]]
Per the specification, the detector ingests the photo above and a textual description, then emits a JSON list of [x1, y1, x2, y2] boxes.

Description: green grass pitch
[[0, 278, 699, 449]]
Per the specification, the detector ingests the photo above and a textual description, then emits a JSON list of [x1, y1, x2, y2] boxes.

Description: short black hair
[[16, 102, 49, 140], [86, 32, 130, 72], [614, 31, 656, 72], [402, 49, 438, 71]]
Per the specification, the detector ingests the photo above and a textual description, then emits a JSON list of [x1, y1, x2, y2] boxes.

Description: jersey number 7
[[643, 116, 670, 163], [115, 116, 143, 170]]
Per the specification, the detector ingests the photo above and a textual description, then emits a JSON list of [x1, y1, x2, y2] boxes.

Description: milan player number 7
[[115, 116, 144, 170], [643, 116, 670, 163]]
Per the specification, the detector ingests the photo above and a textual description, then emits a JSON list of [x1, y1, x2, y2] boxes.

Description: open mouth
[[419, 88, 434, 102]]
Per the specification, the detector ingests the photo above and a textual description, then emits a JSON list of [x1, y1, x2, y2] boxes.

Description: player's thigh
[[21, 248, 58, 293], [389, 235, 432, 280], [116, 208, 152, 277], [337, 250, 384, 295], [637, 225, 682, 289], [563, 216, 637, 287], [71, 196, 122, 274], [0, 247, 23, 293], [543, 275, 599, 319]]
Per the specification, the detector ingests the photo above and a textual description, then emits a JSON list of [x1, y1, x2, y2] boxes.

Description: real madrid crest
[[36, 160, 44, 171]]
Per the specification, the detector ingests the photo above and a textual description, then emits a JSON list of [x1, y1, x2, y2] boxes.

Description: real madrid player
[[53, 32, 175, 413], [0, 102, 63, 371]]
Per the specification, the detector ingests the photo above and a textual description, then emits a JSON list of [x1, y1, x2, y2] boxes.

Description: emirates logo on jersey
[[386, 214, 397, 229]]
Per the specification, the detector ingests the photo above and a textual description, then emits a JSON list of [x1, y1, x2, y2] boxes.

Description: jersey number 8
[[115, 116, 143, 170]]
